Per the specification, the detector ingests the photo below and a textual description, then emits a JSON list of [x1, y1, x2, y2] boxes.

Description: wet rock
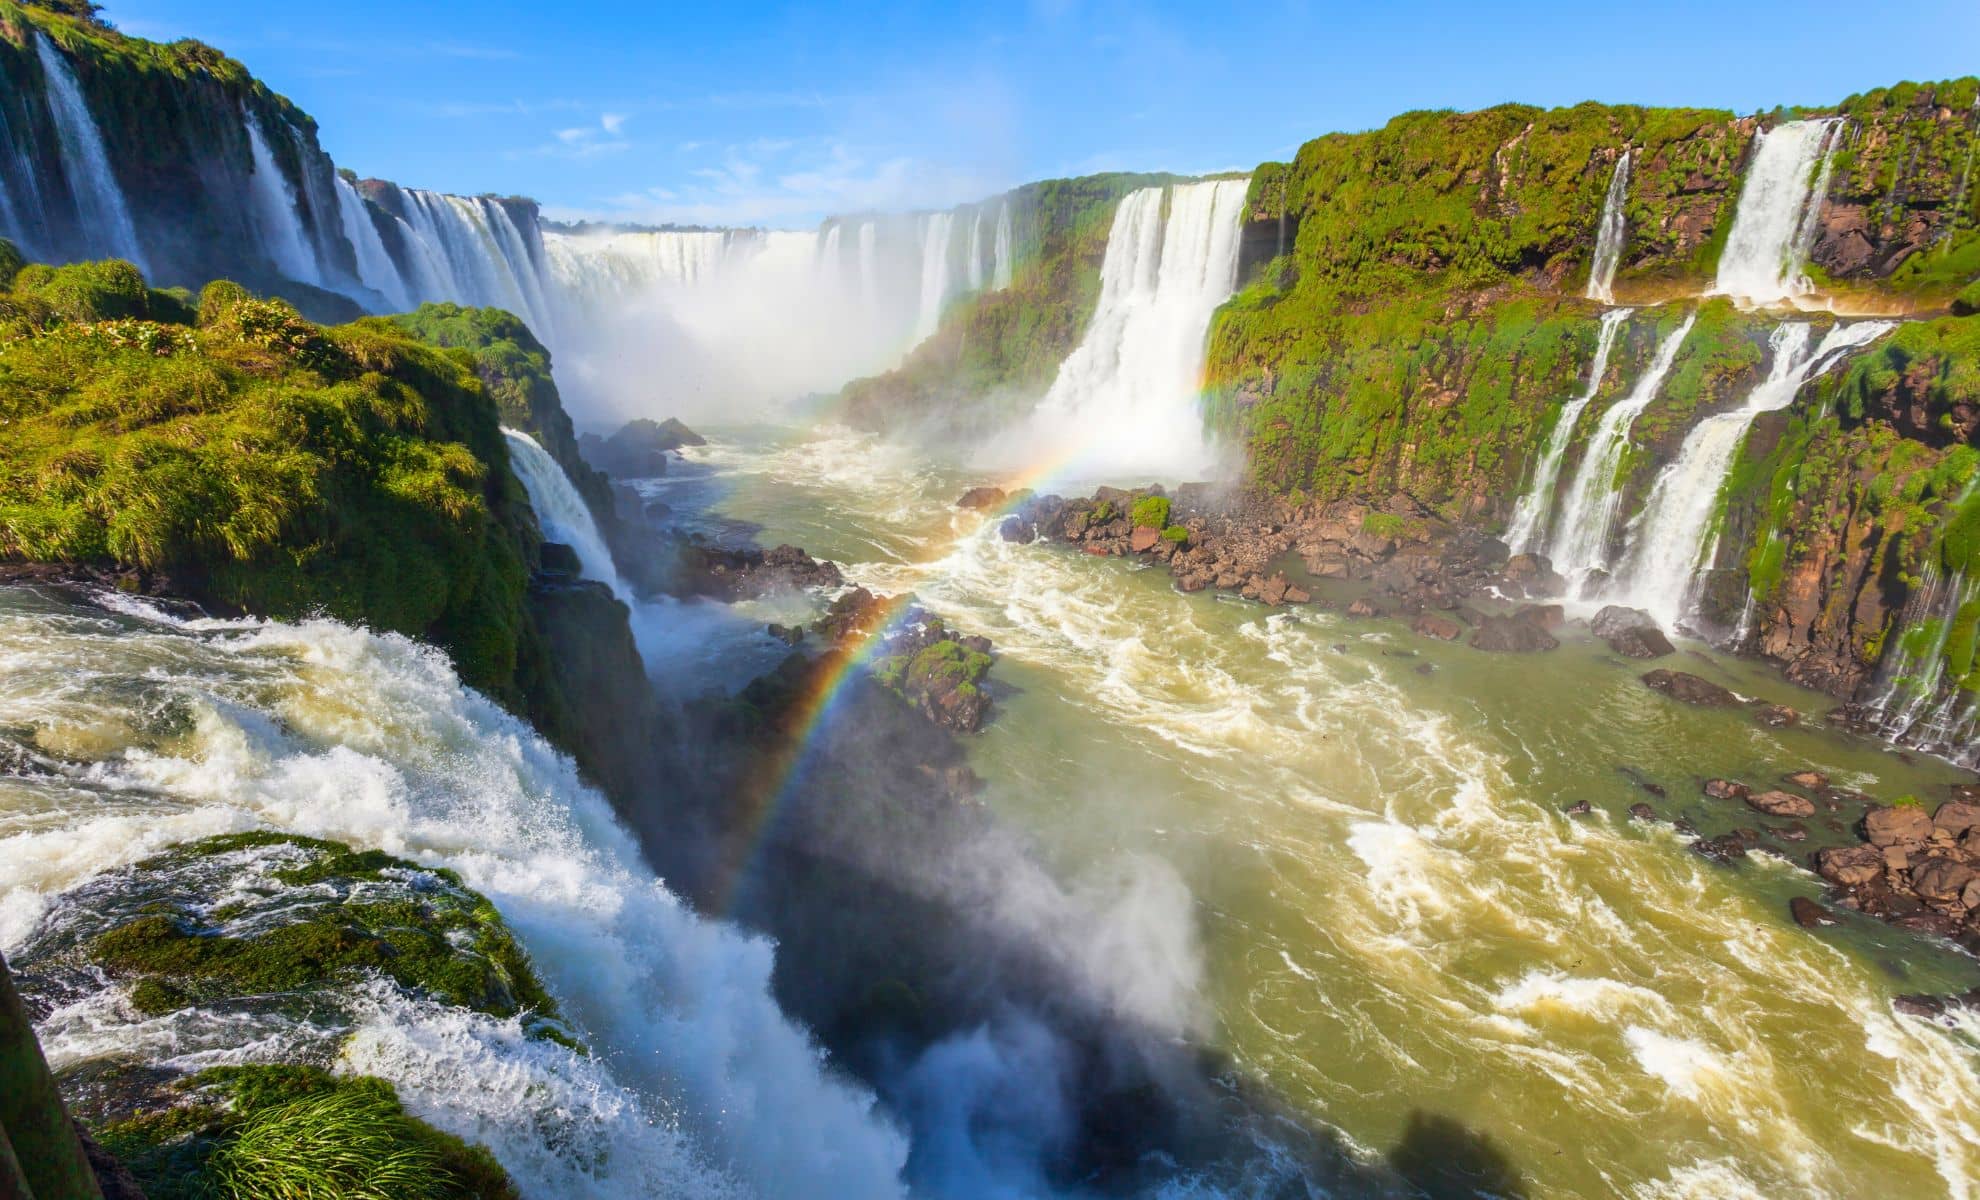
[[1513, 603, 1564, 631], [1563, 800, 1592, 816], [1467, 616, 1558, 652], [956, 486, 1008, 511], [766, 622, 805, 646], [1411, 613, 1463, 641], [538, 541, 583, 578], [1771, 822, 1808, 842], [1789, 896, 1839, 928], [1258, 573, 1291, 606], [1745, 790, 1815, 818], [1347, 598, 1382, 618], [1640, 670, 1737, 706], [1129, 526, 1162, 553], [1754, 704, 1800, 728], [1590, 606, 1675, 658], [1863, 804, 1934, 847], [1933, 800, 1980, 837], [1782, 770, 1829, 790], [1816, 844, 1885, 886], [1628, 802, 1658, 821], [1703, 778, 1750, 801], [1911, 859, 1979, 902], [580, 417, 703, 478], [1691, 832, 1748, 863]]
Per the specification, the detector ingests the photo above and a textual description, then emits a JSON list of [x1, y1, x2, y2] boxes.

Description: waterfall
[[335, 174, 411, 309], [992, 202, 1013, 289], [913, 211, 956, 341], [858, 220, 877, 303], [0, 589, 912, 1197], [819, 222, 842, 281], [398, 190, 558, 336], [1606, 319, 1895, 628], [1545, 314, 1697, 587], [1002, 178, 1249, 481], [0, 102, 46, 257], [1713, 119, 1842, 306], [1862, 566, 1980, 766], [502, 428, 628, 602], [1586, 152, 1631, 303], [242, 111, 323, 286], [966, 209, 985, 290], [33, 33, 144, 270], [1504, 308, 1631, 554]]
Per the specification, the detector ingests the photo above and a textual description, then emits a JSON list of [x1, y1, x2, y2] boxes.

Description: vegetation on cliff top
[[0, 250, 542, 699]]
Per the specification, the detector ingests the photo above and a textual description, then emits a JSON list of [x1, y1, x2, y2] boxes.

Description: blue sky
[[106, 0, 1980, 228]]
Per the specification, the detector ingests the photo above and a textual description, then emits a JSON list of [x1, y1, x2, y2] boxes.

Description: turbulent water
[[0, 590, 912, 1198], [993, 179, 1249, 483], [644, 422, 1980, 1200], [1713, 119, 1842, 306]]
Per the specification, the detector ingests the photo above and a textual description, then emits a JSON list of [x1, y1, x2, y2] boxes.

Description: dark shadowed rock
[[1628, 802, 1657, 821], [1468, 616, 1558, 652], [1591, 606, 1673, 658], [1745, 790, 1815, 818], [1789, 896, 1839, 928], [581, 417, 704, 478], [1641, 670, 1736, 706], [956, 486, 1008, 510], [1691, 832, 1748, 863]]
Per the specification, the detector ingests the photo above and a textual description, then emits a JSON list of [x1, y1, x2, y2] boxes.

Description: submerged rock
[[1703, 778, 1750, 800], [1411, 613, 1463, 641], [1745, 790, 1815, 818], [956, 486, 1008, 511], [1467, 616, 1558, 652], [1640, 669, 1737, 706], [1790, 896, 1839, 928]]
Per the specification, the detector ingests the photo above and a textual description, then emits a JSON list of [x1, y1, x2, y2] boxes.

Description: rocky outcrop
[[577, 417, 705, 480], [1592, 606, 1675, 659], [675, 542, 845, 602], [1812, 795, 1980, 951], [1641, 670, 1739, 706]]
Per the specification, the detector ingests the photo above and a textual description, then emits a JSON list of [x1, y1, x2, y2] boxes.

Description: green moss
[[1130, 495, 1171, 529], [1160, 524, 1189, 544], [1955, 280, 1980, 317], [90, 833, 561, 1023], [0, 260, 541, 702]]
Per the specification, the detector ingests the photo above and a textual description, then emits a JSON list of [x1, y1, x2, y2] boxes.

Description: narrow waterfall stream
[[1546, 315, 1697, 589], [1713, 119, 1843, 306], [1505, 308, 1631, 554], [1586, 152, 1632, 303]]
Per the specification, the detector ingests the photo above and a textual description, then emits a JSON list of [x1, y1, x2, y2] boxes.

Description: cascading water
[[1504, 308, 1631, 554], [33, 33, 145, 270], [992, 202, 1013, 289], [502, 428, 629, 601], [995, 179, 1248, 483], [1586, 152, 1631, 303], [398, 190, 559, 337], [858, 220, 878, 302], [1607, 319, 1895, 629], [1862, 566, 1980, 766], [0, 589, 912, 1198], [913, 211, 957, 341], [242, 111, 323, 287], [1545, 314, 1697, 588], [966, 209, 985, 289], [1713, 119, 1842, 306], [335, 173, 411, 309]]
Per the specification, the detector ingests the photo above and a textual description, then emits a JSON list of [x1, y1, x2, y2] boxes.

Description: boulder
[[1703, 778, 1749, 801], [1258, 574, 1291, 606], [582, 417, 704, 478], [1745, 790, 1815, 818], [1628, 802, 1658, 821], [1513, 604, 1565, 631], [1863, 804, 1934, 848], [956, 486, 1008, 510], [1754, 704, 1800, 728], [1347, 598, 1382, 618], [1783, 770, 1829, 790], [1411, 613, 1463, 641], [1129, 526, 1161, 553], [1933, 800, 1980, 837], [1640, 670, 1737, 706], [1468, 616, 1558, 653], [1816, 844, 1885, 886], [1789, 896, 1839, 928], [1591, 606, 1673, 658], [1912, 859, 1979, 903]]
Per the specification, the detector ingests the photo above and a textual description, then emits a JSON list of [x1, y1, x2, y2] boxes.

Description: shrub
[[1161, 524, 1189, 543], [12, 258, 150, 322]]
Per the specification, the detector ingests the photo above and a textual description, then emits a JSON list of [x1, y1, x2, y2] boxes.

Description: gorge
[[1, 2, 1979, 1198]]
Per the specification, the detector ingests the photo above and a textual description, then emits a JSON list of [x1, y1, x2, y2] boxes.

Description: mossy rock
[[61, 832, 565, 1028], [1130, 495, 1171, 530]]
